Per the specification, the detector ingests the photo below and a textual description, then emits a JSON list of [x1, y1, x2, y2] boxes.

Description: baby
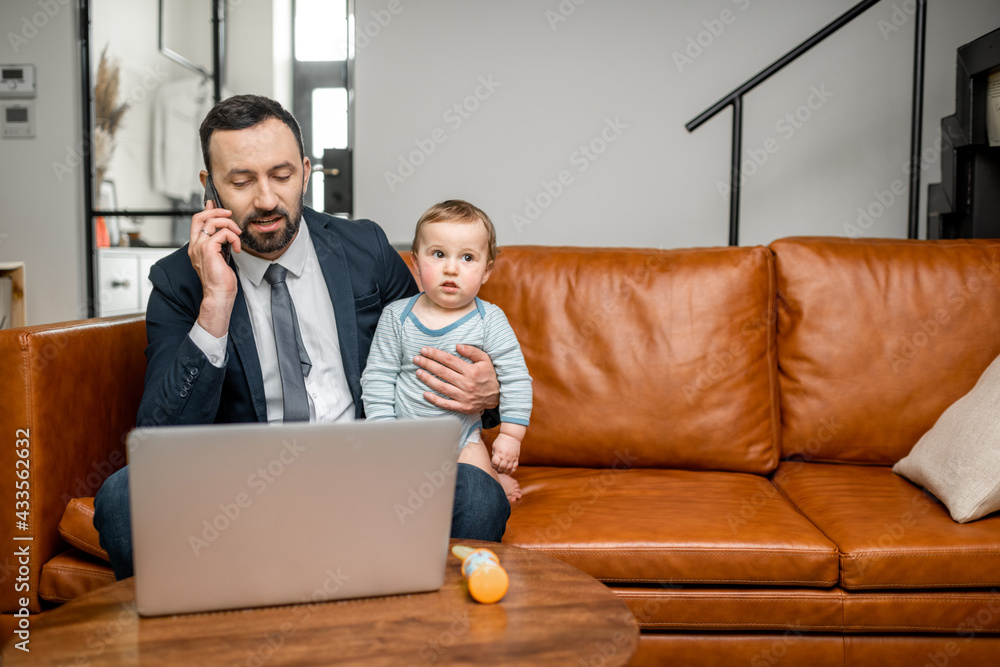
[[361, 200, 531, 502]]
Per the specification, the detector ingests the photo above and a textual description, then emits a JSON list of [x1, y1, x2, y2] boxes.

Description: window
[[292, 0, 351, 214]]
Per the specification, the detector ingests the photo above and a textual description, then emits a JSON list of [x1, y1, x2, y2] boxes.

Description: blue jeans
[[92, 465, 134, 581], [93, 462, 509, 581], [450, 463, 511, 541]]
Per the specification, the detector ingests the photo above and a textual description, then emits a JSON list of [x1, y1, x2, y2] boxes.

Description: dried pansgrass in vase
[[93, 44, 128, 186]]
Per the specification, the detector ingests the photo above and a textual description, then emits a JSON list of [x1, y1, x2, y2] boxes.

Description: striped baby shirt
[[361, 293, 532, 447]]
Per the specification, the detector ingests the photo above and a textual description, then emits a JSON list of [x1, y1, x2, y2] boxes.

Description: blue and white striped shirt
[[361, 294, 532, 446]]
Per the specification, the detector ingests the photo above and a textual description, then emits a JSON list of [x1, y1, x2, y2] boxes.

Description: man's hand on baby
[[491, 434, 520, 475], [414, 345, 500, 415]]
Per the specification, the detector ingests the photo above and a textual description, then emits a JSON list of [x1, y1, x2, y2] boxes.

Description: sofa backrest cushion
[[473, 245, 779, 473], [772, 237, 1000, 465]]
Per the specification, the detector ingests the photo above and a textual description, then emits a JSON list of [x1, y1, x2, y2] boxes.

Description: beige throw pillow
[[893, 353, 1000, 523]]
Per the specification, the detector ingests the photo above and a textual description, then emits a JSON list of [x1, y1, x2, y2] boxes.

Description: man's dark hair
[[199, 94, 305, 173]]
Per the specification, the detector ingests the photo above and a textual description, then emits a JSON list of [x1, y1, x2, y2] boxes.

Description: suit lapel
[[307, 212, 362, 404], [229, 272, 268, 422]]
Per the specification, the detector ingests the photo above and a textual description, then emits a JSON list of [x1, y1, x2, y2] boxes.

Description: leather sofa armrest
[[0, 316, 146, 613]]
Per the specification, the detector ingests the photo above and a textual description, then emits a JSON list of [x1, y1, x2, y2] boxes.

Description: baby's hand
[[491, 433, 520, 475]]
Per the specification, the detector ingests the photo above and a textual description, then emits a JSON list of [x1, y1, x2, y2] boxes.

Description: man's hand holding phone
[[190, 179, 242, 337]]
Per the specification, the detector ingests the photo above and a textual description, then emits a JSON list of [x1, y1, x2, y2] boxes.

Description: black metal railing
[[686, 0, 927, 245]]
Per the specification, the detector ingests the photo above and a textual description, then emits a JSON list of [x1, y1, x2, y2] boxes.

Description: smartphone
[[203, 175, 232, 264]]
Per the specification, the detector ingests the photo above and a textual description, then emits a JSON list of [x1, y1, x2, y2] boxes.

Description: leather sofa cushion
[[58, 497, 109, 562], [773, 462, 1000, 589], [477, 246, 779, 473], [503, 466, 838, 586], [39, 548, 116, 604], [772, 237, 1000, 465], [615, 585, 1000, 633]]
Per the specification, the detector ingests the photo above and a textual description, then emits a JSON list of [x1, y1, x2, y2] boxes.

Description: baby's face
[[412, 220, 493, 311]]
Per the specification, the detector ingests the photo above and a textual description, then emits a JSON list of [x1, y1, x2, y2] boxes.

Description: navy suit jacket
[[136, 208, 418, 427]]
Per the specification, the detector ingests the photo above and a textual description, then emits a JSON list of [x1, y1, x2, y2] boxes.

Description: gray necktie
[[263, 263, 312, 422]]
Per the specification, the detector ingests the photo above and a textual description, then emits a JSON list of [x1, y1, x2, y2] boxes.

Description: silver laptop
[[127, 417, 460, 616]]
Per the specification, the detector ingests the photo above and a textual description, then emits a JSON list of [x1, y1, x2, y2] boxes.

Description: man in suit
[[94, 95, 508, 580]]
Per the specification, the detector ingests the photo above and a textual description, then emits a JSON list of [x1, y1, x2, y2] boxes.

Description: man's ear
[[302, 157, 311, 190], [199, 170, 209, 188]]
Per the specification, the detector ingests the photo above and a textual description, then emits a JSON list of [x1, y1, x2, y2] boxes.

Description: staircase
[[686, 0, 926, 245], [927, 27, 1000, 239]]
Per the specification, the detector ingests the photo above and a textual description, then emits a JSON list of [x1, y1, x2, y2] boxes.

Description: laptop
[[127, 417, 461, 617]]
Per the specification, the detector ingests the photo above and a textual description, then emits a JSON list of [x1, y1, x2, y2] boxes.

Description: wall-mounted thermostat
[[0, 64, 36, 98], [2, 102, 35, 137]]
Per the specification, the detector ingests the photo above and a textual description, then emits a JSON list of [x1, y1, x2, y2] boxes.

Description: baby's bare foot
[[498, 474, 521, 504]]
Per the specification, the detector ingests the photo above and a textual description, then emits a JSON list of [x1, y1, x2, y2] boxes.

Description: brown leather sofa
[[3, 237, 1000, 664]]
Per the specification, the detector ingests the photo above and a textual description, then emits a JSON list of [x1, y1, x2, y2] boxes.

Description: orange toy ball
[[467, 564, 509, 604]]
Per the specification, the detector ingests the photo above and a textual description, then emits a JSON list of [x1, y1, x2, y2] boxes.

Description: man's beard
[[237, 196, 304, 255]]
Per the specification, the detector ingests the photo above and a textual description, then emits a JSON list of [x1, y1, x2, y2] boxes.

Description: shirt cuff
[[189, 323, 228, 368]]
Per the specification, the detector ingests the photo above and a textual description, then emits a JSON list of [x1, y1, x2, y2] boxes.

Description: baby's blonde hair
[[412, 200, 498, 263]]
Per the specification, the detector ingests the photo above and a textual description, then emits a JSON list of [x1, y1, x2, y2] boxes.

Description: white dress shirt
[[188, 221, 355, 423]]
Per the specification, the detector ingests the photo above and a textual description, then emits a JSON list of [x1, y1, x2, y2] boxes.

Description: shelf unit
[[0, 262, 26, 329]]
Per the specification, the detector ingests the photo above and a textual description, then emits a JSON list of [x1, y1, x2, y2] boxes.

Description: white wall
[[0, 0, 86, 325], [354, 0, 1000, 249], [227, 0, 274, 98], [2, 1, 998, 325]]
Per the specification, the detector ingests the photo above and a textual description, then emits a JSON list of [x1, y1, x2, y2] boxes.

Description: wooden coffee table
[[3, 540, 638, 665]]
